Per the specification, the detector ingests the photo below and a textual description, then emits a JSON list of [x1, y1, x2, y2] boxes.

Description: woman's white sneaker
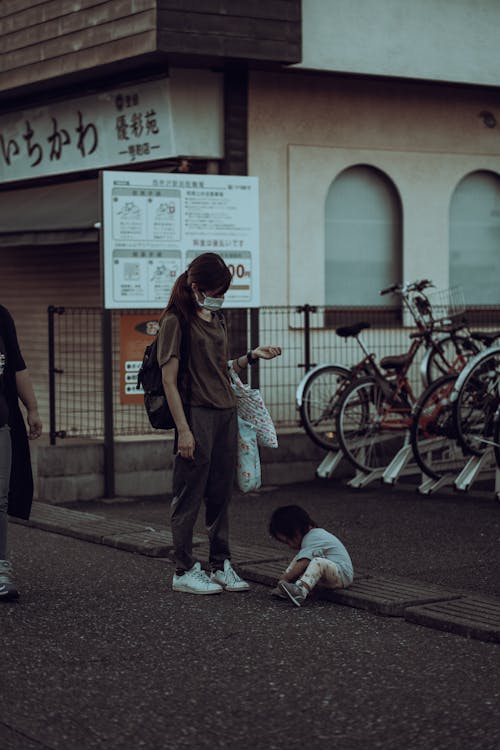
[[172, 562, 223, 594], [210, 560, 250, 592], [0, 560, 19, 601]]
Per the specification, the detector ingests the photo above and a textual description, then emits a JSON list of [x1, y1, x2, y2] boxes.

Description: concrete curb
[[12, 501, 203, 557], [12, 502, 500, 644]]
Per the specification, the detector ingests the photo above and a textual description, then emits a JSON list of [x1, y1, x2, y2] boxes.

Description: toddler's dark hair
[[269, 505, 317, 541]]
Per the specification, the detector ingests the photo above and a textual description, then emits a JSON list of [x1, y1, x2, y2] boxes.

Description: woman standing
[[158, 253, 281, 595], [0, 304, 42, 600]]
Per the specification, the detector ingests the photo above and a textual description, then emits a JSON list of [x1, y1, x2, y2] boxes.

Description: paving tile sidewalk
[[12, 501, 500, 644]]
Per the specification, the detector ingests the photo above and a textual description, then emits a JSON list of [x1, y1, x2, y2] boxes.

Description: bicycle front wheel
[[336, 376, 409, 474], [299, 364, 351, 450], [410, 374, 466, 480], [494, 410, 500, 469], [452, 348, 500, 456], [424, 335, 479, 386]]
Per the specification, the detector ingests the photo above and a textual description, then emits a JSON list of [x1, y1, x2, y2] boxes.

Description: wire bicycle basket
[[426, 286, 466, 323]]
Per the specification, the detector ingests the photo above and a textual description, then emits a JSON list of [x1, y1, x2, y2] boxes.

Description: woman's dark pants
[[171, 406, 238, 572]]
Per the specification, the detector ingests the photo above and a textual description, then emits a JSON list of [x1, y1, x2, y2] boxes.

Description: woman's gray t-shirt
[[157, 312, 236, 409]]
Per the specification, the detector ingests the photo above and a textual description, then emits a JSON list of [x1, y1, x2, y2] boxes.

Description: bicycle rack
[[453, 449, 495, 492], [316, 451, 344, 479], [382, 438, 419, 485], [315, 442, 500, 498], [348, 467, 385, 488]]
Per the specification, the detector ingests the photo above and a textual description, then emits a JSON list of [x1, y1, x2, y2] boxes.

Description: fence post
[[47, 306, 57, 446], [296, 304, 317, 374], [102, 309, 115, 497], [47, 305, 66, 446]]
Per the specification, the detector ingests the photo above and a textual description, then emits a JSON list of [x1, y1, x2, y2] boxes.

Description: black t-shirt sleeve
[[0, 305, 27, 425], [0, 305, 26, 372]]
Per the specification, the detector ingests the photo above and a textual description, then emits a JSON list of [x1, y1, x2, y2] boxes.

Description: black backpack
[[137, 315, 191, 430]]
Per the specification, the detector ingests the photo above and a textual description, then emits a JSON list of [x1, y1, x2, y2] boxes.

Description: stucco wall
[[299, 0, 500, 87], [248, 71, 500, 305]]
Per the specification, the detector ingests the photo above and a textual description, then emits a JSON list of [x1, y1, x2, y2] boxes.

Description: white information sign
[[101, 171, 259, 309]]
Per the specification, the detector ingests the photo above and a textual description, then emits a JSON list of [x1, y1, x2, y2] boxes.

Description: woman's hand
[[177, 427, 195, 460], [253, 345, 282, 361]]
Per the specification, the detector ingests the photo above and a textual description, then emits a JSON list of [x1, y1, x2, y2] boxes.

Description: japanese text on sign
[[0, 80, 173, 183], [102, 171, 259, 309]]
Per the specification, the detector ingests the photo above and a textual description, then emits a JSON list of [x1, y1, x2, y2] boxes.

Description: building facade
[[1, 0, 500, 434]]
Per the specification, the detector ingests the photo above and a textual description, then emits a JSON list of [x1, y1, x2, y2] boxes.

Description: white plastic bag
[[236, 416, 261, 493], [229, 366, 278, 448]]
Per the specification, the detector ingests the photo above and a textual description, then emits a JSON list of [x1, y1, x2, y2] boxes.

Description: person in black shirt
[[0, 305, 42, 600]]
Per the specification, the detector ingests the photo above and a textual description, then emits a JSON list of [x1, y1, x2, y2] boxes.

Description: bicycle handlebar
[[413, 279, 433, 292], [380, 279, 434, 296], [380, 283, 399, 296]]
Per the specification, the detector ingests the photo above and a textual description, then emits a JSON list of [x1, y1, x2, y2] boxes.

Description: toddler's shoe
[[211, 559, 250, 591], [271, 585, 287, 599], [279, 580, 308, 607]]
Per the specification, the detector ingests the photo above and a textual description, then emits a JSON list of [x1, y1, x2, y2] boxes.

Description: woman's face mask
[[196, 290, 225, 312]]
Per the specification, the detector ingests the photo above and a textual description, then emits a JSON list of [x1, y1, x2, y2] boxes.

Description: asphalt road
[[2, 478, 500, 750]]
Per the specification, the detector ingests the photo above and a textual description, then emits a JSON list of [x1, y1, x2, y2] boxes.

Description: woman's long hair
[[159, 252, 232, 323]]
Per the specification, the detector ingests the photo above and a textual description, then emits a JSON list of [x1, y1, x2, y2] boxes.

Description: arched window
[[325, 165, 402, 313], [450, 170, 500, 305]]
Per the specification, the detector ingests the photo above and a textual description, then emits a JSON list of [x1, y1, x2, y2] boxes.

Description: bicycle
[[409, 373, 467, 480], [410, 329, 500, 480], [493, 407, 500, 471], [449, 344, 500, 457], [334, 348, 417, 475], [297, 280, 479, 453]]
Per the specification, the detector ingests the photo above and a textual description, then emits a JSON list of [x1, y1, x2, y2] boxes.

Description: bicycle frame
[[419, 328, 475, 387], [368, 370, 416, 431]]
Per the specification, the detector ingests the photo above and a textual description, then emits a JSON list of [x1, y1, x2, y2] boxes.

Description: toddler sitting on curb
[[269, 505, 354, 607]]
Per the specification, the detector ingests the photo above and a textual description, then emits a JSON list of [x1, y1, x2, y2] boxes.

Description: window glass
[[325, 165, 402, 306], [450, 171, 500, 305]]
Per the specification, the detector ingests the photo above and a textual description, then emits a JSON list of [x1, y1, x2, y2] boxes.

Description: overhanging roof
[[0, 179, 99, 245]]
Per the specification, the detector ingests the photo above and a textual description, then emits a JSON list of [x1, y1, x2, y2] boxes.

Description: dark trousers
[[171, 406, 238, 571]]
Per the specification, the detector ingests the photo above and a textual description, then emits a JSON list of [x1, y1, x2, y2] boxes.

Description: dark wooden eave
[[0, 0, 301, 107]]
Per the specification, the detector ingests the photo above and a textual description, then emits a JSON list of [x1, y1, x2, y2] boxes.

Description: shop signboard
[[0, 79, 174, 183]]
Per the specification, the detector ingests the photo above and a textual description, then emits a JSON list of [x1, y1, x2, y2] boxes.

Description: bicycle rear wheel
[[410, 374, 466, 480], [298, 364, 351, 450], [336, 376, 409, 474], [452, 348, 500, 456]]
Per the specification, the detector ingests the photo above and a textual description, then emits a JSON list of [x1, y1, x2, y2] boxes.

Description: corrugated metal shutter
[[0, 242, 100, 427]]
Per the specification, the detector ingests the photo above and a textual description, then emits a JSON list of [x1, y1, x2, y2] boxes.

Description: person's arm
[[15, 369, 42, 439], [279, 557, 309, 583], [161, 358, 195, 459], [232, 345, 282, 374]]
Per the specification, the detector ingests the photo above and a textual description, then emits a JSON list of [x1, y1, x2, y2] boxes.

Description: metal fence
[[48, 304, 500, 443]]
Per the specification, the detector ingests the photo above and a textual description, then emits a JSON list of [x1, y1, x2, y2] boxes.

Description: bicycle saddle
[[471, 331, 500, 347], [336, 322, 371, 338], [380, 353, 412, 372]]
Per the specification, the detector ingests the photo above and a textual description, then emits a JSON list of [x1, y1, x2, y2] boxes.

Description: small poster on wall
[[101, 170, 259, 309], [119, 314, 160, 405]]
